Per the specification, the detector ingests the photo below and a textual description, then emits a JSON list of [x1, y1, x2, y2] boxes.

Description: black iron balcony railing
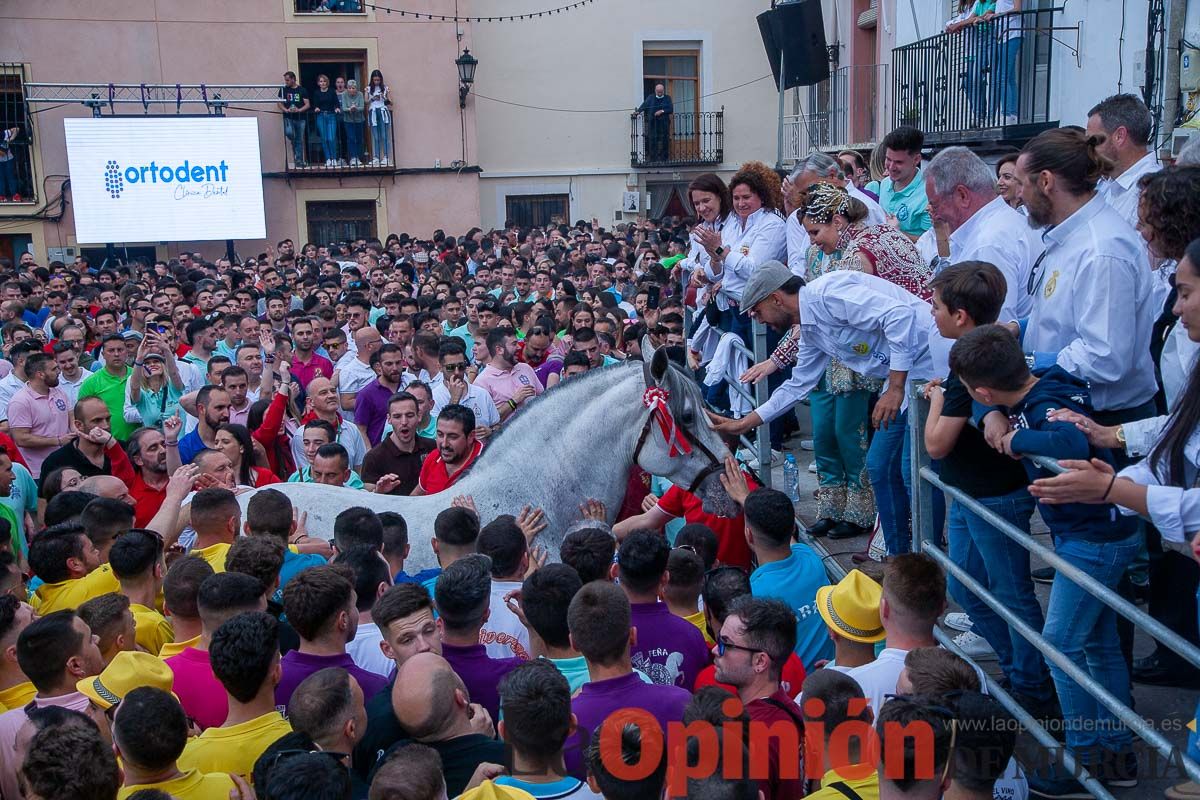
[[0, 64, 36, 204], [283, 107, 397, 174], [892, 7, 1059, 143], [293, 0, 364, 11], [631, 110, 723, 168]]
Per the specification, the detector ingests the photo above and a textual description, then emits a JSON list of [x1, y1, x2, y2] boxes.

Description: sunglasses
[[716, 637, 762, 657], [443, 362, 468, 372]]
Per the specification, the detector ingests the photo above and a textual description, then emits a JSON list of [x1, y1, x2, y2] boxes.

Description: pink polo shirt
[[6, 384, 71, 478], [472, 362, 544, 407], [0, 690, 91, 800], [291, 353, 335, 390], [166, 646, 229, 730]]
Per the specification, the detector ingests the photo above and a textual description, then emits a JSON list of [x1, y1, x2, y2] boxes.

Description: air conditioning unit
[[47, 247, 77, 262]]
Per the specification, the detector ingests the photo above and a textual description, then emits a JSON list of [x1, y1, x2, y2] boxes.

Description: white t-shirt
[[289, 419, 368, 470], [347, 624, 394, 679], [480, 579, 532, 661], [844, 647, 908, 712]]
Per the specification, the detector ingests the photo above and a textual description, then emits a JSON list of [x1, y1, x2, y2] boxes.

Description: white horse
[[237, 339, 735, 571]]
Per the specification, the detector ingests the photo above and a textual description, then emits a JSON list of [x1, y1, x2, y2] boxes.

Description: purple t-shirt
[[564, 671, 691, 778], [533, 355, 563, 387], [354, 379, 396, 446], [628, 602, 710, 691], [441, 642, 523, 723], [275, 650, 390, 709]]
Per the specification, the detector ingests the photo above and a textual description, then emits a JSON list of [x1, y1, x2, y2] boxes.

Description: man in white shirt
[[477, 516, 534, 661], [846, 553, 946, 713], [1086, 93, 1160, 229], [924, 146, 1042, 320], [430, 342, 499, 435], [335, 327, 382, 424], [52, 342, 87, 407], [1012, 127, 1158, 424], [710, 262, 943, 557], [0, 342, 35, 428], [784, 152, 887, 277]]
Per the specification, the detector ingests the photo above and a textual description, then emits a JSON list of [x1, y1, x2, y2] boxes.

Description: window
[[294, 0, 365, 13], [643, 49, 701, 161], [306, 200, 377, 244], [0, 64, 35, 203], [505, 194, 569, 229]]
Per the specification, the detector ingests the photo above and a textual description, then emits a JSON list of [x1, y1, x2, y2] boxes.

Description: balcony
[[630, 110, 723, 169], [783, 63, 888, 164], [283, 110, 396, 175], [891, 7, 1059, 146], [0, 64, 36, 204], [293, 0, 365, 11]]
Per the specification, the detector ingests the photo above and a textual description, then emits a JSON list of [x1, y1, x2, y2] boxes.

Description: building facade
[[785, 0, 1187, 167], [466, 0, 782, 229], [0, 0, 483, 264]]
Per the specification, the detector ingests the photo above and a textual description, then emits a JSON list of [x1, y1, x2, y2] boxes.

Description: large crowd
[[0, 84, 1199, 800]]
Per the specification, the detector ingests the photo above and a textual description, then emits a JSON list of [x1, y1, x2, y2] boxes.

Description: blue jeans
[[0, 158, 16, 197], [283, 116, 307, 165], [343, 119, 364, 162], [1043, 531, 1140, 754], [370, 110, 391, 162], [947, 491, 1050, 697], [316, 112, 339, 162], [1189, 588, 1200, 764], [995, 37, 1022, 118], [868, 406, 945, 555]]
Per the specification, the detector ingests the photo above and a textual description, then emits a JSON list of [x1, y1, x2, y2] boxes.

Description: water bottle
[[782, 453, 800, 503]]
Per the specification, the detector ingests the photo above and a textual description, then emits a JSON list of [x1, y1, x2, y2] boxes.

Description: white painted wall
[[467, 0, 782, 228]]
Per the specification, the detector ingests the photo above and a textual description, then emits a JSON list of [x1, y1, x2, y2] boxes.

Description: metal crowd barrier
[[906, 384, 1200, 798], [682, 308, 773, 488]]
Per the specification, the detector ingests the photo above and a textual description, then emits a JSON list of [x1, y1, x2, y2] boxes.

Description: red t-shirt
[[130, 472, 167, 529], [656, 475, 757, 569], [418, 440, 483, 494], [692, 653, 807, 700]]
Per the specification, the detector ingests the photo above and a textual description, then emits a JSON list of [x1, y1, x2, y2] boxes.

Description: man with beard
[[473, 329, 542, 422], [354, 343, 407, 447], [177, 385, 231, 465], [127, 427, 170, 528], [289, 316, 333, 391], [182, 315, 218, 370], [1003, 127, 1156, 428], [7, 353, 71, 479], [263, 292, 289, 334], [431, 341, 498, 436], [361, 392, 435, 495], [289, 377, 367, 471], [710, 262, 941, 559], [520, 324, 563, 389], [412, 404, 481, 496]]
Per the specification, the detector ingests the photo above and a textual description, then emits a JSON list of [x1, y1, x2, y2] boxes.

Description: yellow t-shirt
[[683, 609, 715, 647], [117, 769, 237, 800], [159, 634, 200, 660], [191, 543, 230, 574], [806, 768, 880, 800], [31, 564, 121, 614], [176, 711, 292, 781], [130, 603, 175, 656], [0, 681, 36, 711]]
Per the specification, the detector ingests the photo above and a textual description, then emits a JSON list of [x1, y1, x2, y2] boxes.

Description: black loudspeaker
[[757, 0, 830, 90]]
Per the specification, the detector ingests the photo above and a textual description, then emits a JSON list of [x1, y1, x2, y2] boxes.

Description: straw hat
[[77, 651, 176, 710], [816, 569, 885, 644]]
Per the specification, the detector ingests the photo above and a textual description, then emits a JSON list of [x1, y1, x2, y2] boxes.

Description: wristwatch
[[714, 246, 725, 257], [1115, 425, 1127, 447]]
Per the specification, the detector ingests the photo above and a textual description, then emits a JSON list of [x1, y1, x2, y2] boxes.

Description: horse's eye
[[681, 410, 695, 426]]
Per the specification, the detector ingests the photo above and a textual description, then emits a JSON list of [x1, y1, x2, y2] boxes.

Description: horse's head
[[635, 337, 738, 517]]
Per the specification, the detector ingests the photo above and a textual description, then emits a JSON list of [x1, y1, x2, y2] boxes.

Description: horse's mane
[[459, 355, 700, 472]]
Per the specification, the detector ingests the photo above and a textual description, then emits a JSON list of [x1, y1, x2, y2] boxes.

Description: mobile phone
[[646, 285, 661, 309]]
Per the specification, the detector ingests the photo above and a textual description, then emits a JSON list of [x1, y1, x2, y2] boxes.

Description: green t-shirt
[[878, 166, 932, 238], [78, 366, 136, 441], [0, 464, 39, 556]]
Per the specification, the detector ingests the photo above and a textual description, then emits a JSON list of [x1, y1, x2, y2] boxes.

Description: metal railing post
[[908, 383, 934, 553], [752, 321, 772, 488]]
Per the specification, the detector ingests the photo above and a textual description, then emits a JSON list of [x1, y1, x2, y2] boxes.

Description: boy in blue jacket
[[949, 324, 1139, 796]]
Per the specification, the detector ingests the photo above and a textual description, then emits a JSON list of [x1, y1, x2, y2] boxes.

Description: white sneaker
[[380, 157, 390, 166], [747, 449, 782, 471], [944, 612, 973, 632], [1004, 114, 1019, 125], [807, 461, 817, 473], [799, 439, 814, 451], [370, 158, 380, 166], [350, 158, 360, 166], [952, 630, 998, 661]]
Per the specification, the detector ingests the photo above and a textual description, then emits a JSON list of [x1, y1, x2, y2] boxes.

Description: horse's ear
[[647, 342, 670, 386]]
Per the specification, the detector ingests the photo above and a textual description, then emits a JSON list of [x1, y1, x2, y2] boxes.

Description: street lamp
[[455, 49, 478, 109]]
